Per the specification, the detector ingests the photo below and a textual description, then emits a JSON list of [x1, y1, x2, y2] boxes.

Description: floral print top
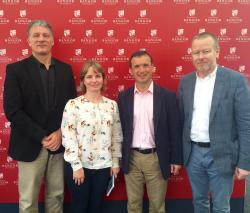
[[61, 95, 122, 171]]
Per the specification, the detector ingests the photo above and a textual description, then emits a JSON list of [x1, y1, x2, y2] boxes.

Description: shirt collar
[[31, 55, 55, 69], [134, 81, 154, 94], [196, 65, 217, 80]]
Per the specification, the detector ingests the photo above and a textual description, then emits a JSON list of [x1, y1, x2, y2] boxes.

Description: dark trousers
[[64, 162, 110, 213]]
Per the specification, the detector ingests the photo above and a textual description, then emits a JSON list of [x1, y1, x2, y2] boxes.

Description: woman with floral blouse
[[61, 60, 122, 213]]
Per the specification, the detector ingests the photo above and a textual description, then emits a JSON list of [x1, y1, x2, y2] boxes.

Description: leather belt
[[132, 148, 156, 154], [191, 141, 210, 148]]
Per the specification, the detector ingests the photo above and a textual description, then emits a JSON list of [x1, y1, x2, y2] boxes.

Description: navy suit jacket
[[179, 66, 250, 175], [118, 83, 183, 179], [3, 56, 77, 162]]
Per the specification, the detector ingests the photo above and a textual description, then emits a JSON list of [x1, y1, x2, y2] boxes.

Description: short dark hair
[[129, 50, 154, 68], [192, 32, 219, 51]]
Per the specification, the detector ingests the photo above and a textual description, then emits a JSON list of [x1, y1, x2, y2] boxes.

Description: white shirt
[[190, 67, 217, 143]]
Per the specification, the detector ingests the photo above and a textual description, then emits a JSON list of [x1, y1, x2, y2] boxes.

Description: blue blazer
[[179, 66, 250, 175], [118, 83, 183, 179]]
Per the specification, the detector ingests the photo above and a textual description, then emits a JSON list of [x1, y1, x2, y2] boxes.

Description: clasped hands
[[42, 129, 62, 152]]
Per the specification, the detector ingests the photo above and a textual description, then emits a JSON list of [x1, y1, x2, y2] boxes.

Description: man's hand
[[73, 168, 85, 186], [171, 164, 182, 176], [42, 129, 62, 151], [234, 167, 250, 180]]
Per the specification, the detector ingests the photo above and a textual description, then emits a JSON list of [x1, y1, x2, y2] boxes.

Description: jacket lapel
[[126, 87, 134, 131], [209, 68, 226, 124], [27, 56, 46, 107], [153, 84, 162, 132], [53, 60, 62, 109], [187, 73, 196, 123]]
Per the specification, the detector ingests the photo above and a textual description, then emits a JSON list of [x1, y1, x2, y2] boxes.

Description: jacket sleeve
[[111, 101, 123, 168], [167, 91, 183, 165], [68, 65, 77, 99], [3, 64, 47, 144], [235, 75, 250, 171]]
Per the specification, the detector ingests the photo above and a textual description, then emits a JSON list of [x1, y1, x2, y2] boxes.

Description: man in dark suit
[[118, 50, 183, 213], [178, 32, 250, 213], [3, 20, 76, 213]]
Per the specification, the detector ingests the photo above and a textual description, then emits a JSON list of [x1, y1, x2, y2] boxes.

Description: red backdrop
[[0, 0, 249, 203]]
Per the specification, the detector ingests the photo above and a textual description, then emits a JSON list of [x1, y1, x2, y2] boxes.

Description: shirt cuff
[[112, 157, 119, 168], [71, 160, 83, 171]]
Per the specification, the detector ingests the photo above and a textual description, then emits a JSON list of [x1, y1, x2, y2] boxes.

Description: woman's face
[[83, 66, 104, 93]]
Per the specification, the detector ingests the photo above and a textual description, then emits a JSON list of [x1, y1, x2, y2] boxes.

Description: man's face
[[191, 37, 219, 76], [129, 55, 155, 86], [28, 25, 54, 56]]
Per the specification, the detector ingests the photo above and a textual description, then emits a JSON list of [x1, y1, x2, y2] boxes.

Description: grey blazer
[[178, 66, 250, 175]]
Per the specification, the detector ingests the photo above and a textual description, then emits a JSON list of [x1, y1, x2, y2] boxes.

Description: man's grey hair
[[27, 20, 54, 37]]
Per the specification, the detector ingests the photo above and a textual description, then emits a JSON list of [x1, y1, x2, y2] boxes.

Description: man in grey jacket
[[178, 32, 250, 213]]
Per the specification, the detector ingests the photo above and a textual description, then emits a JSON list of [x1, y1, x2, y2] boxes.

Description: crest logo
[[150, 29, 157, 37], [177, 29, 184, 36], [189, 9, 195, 16], [241, 28, 248, 36], [176, 66, 183, 73], [75, 49, 82, 56], [187, 48, 192, 54], [129, 29, 136, 37], [118, 49, 125, 56], [0, 173, 3, 179], [232, 9, 238, 17], [107, 29, 114, 37], [20, 10, 26, 18], [5, 122, 11, 128], [10, 30, 16, 37], [85, 30, 92, 37], [118, 10, 124, 17], [220, 28, 227, 36], [0, 49, 6, 56], [64, 30, 70, 37], [210, 9, 217, 17], [7, 156, 13, 163], [96, 10, 103, 18], [230, 47, 236, 54], [0, 10, 4, 17], [22, 49, 29, 56], [199, 28, 205, 33], [97, 49, 103, 56], [239, 65, 245, 72], [108, 67, 114, 74], [140, 10, 147, 17], [74, 10, 80, 17]]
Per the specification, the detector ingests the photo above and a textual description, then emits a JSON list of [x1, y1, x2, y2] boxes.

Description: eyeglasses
[[192, 49, 212, 56]]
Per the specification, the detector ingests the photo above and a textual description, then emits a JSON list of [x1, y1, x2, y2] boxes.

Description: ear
[[153, 66, 156, 72], [216, 50, 220, 59], [27, 38, 31, 47], [129, 68, 133, 75]]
